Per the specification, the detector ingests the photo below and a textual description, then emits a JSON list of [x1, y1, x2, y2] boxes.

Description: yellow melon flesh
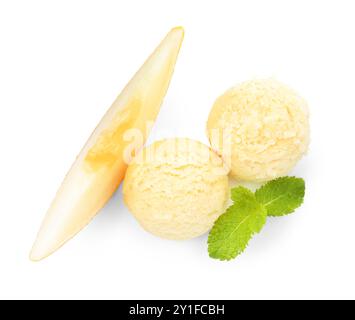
[[30, 27, 184, 261]]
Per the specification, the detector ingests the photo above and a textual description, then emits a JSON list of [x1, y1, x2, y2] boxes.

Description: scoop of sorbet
[[207, 79, 310, 182], [123, 138, 229, 240]]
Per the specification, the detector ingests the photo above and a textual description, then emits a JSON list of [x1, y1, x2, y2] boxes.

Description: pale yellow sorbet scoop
[[207, 79, 310, 182], [123, 138, 230, 240]]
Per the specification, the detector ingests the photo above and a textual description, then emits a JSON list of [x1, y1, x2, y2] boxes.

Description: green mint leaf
[[208, 187, 267, 261], [231, 186, 256, 203], [255, 176, 305, 217]]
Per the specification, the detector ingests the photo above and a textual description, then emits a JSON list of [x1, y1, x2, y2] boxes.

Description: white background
[[0, 0, 354, 300]]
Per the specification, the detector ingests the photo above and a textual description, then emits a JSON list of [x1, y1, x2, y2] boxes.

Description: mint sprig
[[208, 176, 305, 261], [255, 177, 305, 217], [208, 187, 267, 261]]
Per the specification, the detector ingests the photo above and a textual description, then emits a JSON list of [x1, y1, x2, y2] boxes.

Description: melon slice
[[30, 27, 184, 261]]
